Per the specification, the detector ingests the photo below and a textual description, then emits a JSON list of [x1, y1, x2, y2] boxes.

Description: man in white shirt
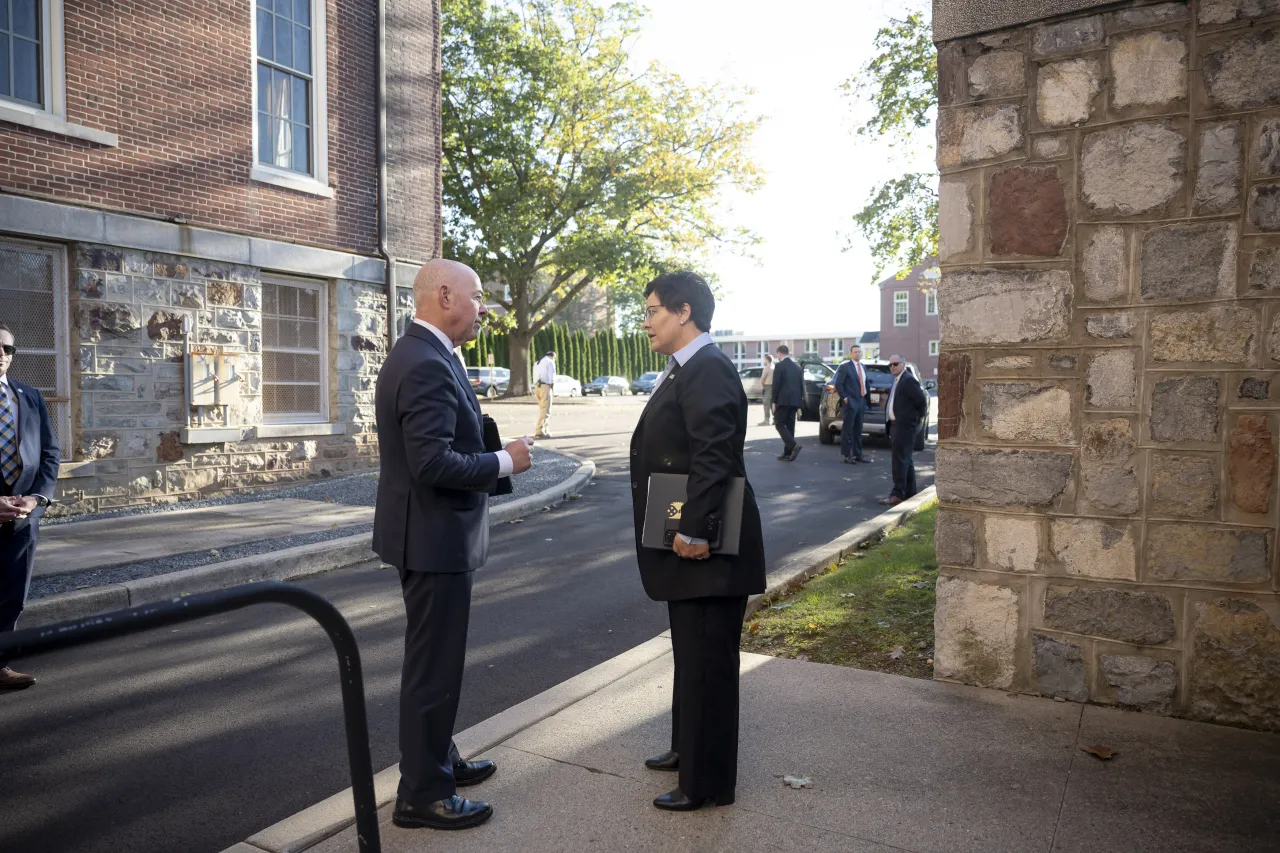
[[533, 350, 557, 438], [758, 354, 774, 426]]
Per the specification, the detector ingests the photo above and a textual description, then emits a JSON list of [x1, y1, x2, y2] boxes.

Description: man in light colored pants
[[758, 354, 774, 426], [534, 350, 556, 438]]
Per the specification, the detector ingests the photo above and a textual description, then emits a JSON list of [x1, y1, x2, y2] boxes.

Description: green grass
[[741, 503, 939, 679]]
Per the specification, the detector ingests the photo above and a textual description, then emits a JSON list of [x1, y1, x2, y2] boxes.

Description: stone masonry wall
[[56, 243, 386, 515], [934, 0, 1280, 731]]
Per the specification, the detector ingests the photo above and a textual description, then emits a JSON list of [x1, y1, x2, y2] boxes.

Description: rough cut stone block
[[1033, 134, 1069, 159], [79, 303, 141, 341], [985, 355, 1033, 370], [1200, 0, 1280, 25], [1203, 27, 1280, 112], [1150, 454, 1219, 517], [937, 447, 1073, 507], [939, 269, 1071, 346], [937, 42, 967, 107], [1191, 598, 1280, 731], [1081, 418, 1139, 513], [1140, 221, 1237, 301], [1085, 313, 1137, 339], [938, 178, 975, 261], [1081, 122, 1185, 216], [935, 575, 1020, 690], [206, 282, 245, 307], [1239, 376, 1271, 400], [1150, 376, 1220, 442], [1043, 585, 1176, 645], [1112, 32, 1187, 109], [1250, 247, 1280, 290], [1101, 656, 1176, 714], [1150, 307, 1257, 365], [1085, 349, 1137, 410], [146, 311, 188, 342], [1052, 518, 1137, 580], [980, 382, 1074, 443], [1034, 635, 1088, 702], [984, 515, 1039, 573], [1250, 185, 1280, 231], [1032, 16, 1103, 56], [989, 165, 1068, 257], [1270, 316, 1280, 363], [1256, 118, 1280, 177], [1110, 2, 1188, 29], [935, 510, 975, 567], [1081, 226, 1128, 302], [1147, 524, 1270, 583], [938, 104, 1024, 169], [1047, 354, 1077, 371], [1195, 122, 1243, 214], [968, 50, 1024, 99], [1229, 415, 1275, 513], [937, 352, 970, 441], [1037, 58, 1101, 127]]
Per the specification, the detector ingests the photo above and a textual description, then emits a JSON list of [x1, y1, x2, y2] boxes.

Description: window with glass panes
[[262, 279, 326, 421], [925, 288, 937, 315], [256, 0, 314, 174], [830, 338, 842, 357], [1, 0, 43, 106], [929, 340, 939, 356], [733, 342, 744, 364], [0, 238, 70, 459], [804, 339, 817, 356], [894, 291, 909, 326]]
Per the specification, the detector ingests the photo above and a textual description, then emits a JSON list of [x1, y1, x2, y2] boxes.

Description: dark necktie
[[0, 384, 20, 487]]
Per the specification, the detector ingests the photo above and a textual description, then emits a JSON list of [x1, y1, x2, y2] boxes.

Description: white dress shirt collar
[[0, 374, 11, 389], [671, 331, 715, 367], [412, 318, 457, 354]]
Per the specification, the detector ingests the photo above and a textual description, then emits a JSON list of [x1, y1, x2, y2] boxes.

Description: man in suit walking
[[373, 260, 533, 830], [0, 322, 59, 690], [832, 344, 869, 464], [880, 355, 928, 506], [771, 345, 803, 461]]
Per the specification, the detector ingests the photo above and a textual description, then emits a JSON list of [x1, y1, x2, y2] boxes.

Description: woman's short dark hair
[[643, 271, 714, 333]]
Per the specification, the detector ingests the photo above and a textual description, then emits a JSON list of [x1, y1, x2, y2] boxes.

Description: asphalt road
[[0, 393, 936, 853]]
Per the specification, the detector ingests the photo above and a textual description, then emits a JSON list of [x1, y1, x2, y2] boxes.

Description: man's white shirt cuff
[[676, 533, 708, 546], [496, 450, 514, 478]]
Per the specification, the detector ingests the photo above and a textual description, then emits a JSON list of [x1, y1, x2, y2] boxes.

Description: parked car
[[584, 375, 631, 396], [554, 374, 582, 397], [467, 366, 510, 397], [818, 360, 929, 451], [631, 372, 660, 395], [739, 366, 764, 402], [739, 361, 832, 419]]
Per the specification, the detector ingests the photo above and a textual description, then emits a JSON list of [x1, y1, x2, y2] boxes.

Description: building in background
[[877, 264, 939, 379], [709, 330, 875, 370], [858, 331, 880, 361], [0, 0, 440, 515]]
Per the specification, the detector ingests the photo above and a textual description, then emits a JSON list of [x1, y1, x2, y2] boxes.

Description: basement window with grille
[[261, 277, 328, 424], [0, 238, 71, 460]]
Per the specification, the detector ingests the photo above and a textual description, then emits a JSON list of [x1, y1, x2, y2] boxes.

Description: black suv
[[819, 360, 929, 451]]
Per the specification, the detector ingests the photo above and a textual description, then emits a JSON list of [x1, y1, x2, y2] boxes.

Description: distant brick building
[[876, 264, 940, 380], [711, 330, 873, 370], [0, 0, 440, 515]]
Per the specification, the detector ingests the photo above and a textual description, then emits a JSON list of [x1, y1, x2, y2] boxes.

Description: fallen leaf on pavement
[[839, 593, 857, 598], [807, 622, 818, 630], [795, 653, 810, 662], [912, 581, 928, 589], [748, 622, 760, 634], [782, 776, 813, 790], [887, 646, 904, 660], [1080, 745, 1118, 760], [926, 658, 933, 664]]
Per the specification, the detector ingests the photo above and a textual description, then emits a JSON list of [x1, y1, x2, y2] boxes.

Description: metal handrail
[[0, 582, 381, 853]]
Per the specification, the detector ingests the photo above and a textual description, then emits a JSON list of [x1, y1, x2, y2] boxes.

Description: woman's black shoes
[[644, 750, 680, 771]]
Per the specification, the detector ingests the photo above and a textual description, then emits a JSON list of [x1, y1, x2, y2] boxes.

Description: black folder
[[482, 414, 513, 496], [641, 473, 745, 555]]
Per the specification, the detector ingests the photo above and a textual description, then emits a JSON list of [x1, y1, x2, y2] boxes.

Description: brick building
[[0, 0, 440, 516], [711, 330, 875, 370], [877, 263, 940, 380]]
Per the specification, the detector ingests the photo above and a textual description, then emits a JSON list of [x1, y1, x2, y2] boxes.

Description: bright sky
[[630, 0, 933, 336]]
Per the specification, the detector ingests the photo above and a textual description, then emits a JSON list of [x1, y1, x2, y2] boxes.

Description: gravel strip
[[30, 447, 581, 600]]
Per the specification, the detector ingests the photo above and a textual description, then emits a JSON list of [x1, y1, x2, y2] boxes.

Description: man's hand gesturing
[[505, 437, 534, 474]]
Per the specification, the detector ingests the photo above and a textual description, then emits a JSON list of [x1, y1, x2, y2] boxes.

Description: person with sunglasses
[[0, 322, 60, 690], [879, 355, 927, 506]]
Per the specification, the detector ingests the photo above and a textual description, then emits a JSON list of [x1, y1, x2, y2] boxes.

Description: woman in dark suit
[[629, 271, 767, 811]]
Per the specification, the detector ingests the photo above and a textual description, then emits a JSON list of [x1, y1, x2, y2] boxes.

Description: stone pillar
[[933, 0, 1280, 731]]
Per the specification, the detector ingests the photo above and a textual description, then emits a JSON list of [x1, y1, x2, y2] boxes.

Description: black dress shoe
[[653, 789, 731, 811], [453, 759, 496, 787], [856, 456, 871, 463], [776, 452, 791, 461], [644, 750, 679, 771], [789, 446, 802, 461], [392, 795, 493, 830]]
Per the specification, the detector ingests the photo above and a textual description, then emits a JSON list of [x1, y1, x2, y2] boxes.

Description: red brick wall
[[0, 0, 384, 256]]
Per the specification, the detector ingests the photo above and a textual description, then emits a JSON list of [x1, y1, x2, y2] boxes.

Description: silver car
[[739, 366, 765, 402]]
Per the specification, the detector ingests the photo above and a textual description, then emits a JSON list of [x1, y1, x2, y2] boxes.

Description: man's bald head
[[413, 259, 487, 346]]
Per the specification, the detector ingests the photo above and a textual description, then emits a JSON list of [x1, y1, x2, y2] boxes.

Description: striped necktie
[[0, 383, 20, 487]]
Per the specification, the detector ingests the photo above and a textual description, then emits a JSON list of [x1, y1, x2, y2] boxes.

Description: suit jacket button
[[632, 481, 638, 489]]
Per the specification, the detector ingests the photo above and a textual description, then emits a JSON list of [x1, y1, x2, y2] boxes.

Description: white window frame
[[733, 341, 745, 364], [804, 338, 818, 356], [894, 291, 909, 327], [0, 0, 116, 146], [0, 236, 71, 460], [249, 0, 332, 198], [830, 338, 842, 358], [928, 340, 940, 357], [261, 274, 330, 425], [925, 288, 938, 316]]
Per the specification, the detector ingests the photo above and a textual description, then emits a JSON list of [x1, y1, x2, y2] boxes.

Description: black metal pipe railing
[[0, 582, 381, 853]]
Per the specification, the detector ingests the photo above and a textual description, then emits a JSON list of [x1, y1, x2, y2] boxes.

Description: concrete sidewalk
[[238, 638, 1280, 853]]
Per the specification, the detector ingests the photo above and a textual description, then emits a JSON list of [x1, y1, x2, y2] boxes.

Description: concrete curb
[[23, 460, 596, 630], [227, 487, 937, 853]]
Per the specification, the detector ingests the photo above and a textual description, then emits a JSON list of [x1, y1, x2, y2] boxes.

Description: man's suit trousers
[[398, 567, 472, 806], [774, 406, 798, 454], [0, 518, 37, 668], [841, 401, 865, 460], [889, 421, 918, 500], [667, 596, 748, 803]]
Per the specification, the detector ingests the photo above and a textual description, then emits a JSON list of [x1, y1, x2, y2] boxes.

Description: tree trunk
[[507, 328, 533, 397]]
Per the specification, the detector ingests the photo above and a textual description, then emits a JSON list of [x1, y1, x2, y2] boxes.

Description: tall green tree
[[842, 9, 938, 281], [442, 0, 762, 395]]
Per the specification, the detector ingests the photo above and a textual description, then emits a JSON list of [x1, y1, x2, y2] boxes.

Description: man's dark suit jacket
[[629, 345, 766, 601], [832, 361, 867, 409], [770, 357, 804, 408], [373, 324, 500, 573], [890, 370, 929, 428], [4, 378, 59, 514]]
